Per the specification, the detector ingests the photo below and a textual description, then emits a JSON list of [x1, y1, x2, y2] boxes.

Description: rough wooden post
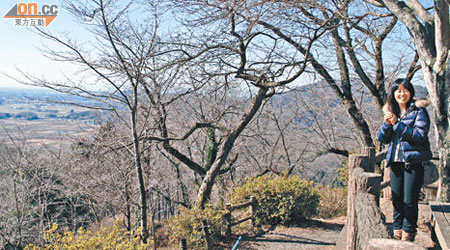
[[354, 168, 382, 206], [180, 238, 187, 250], [250, 196, 257, 228], [225, 203, 232, 236], [355, 193, 389, 249], [352, 168, 387, 249], [361, 147, 376, 173], [201, 220, 211, 250], [347, 154, 369, 250]]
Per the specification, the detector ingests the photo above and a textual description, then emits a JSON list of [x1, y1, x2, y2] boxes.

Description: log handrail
[[229, 200, 255, 211], [374, 149, 438, 164], [180, 197, 257, 249], [375, 150, 387, 164], [225, 196, 257, 236], [380, 181, 390, 190], [230, 216, 253, 227]]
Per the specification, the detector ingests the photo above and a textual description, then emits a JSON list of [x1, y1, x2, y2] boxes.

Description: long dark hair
[[386, 78, 415, 117]]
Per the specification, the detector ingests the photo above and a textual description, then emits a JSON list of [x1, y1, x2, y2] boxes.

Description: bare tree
[[148, 0, 331, 208], [9, 0, 178, 242], [364, 0, 450, 201]]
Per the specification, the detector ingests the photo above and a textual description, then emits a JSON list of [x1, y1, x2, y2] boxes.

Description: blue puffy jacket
[[377, 98, 432, 166]]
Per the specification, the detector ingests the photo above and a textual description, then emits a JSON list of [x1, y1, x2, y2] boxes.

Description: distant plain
[[0, 88, 99, 148], [0, 119, 96, 148]]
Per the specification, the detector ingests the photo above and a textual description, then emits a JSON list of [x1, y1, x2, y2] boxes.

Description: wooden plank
[[429, 201, 450, 250], [367, 239, 426, 250]]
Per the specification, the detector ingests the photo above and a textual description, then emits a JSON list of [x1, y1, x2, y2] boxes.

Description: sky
[[0, 0, 86, 89], [0, 1, 421, 91], [0, 0, 175, 91]]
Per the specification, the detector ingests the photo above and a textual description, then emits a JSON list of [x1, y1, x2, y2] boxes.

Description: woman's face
[[394, 84, 411, 107]]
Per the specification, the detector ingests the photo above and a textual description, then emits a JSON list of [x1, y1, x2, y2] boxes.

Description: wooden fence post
[[225, 203, 232, 236], [347, 154, 368, 250], [201, 220, 211, 250], [250, 196, 257, 228], [352, 167, 388, 249], [361, 147, 376, 173], [354, 168, 381, 206], [180, 238, 187, 250]]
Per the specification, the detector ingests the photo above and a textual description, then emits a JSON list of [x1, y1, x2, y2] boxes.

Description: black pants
[[390, 162, 424, 233]]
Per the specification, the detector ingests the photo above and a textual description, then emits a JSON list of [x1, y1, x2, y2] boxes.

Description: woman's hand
[[384, 112, 394, 125], [390, 114, 397, 125], [384, 112, 398, 125]]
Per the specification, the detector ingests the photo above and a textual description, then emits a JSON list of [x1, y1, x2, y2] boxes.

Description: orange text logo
[[3, 3, 58, 27]]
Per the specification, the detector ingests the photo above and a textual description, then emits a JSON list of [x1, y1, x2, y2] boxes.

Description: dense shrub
[[24, 218, 148, 250], [166, 205, 228, 250], [316, 185, 347, 219], [336, 159, 349, 186], [229, 175, 319, 226]]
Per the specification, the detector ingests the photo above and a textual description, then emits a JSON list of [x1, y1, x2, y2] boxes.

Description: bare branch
[[405, 0, 433, 24], [328, 147, 349, 157], [406, 51, 421, 81], [144, 123, 214, 142]]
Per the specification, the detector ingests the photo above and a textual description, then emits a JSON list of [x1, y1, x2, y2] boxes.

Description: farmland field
[[0, 88, 100, 148], [0, 119, 97, 148]]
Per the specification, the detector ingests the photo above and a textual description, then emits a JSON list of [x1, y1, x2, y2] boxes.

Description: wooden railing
[[345, 147, 426, 250], [224, 196, 258, 236], [179, 196, 258, 250]]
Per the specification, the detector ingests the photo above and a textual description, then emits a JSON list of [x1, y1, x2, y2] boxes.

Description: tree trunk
[[436, 61, 450, 201], [329, 29, 375, 148], [195, 88, 268, 208], [125, 182, 131, 231], [131, 111, 149, 243], [420, 60, 450, 202]]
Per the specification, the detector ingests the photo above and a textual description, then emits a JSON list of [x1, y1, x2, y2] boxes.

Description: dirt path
[[238, 217, 346, 250], [237, 201, 435, 250]]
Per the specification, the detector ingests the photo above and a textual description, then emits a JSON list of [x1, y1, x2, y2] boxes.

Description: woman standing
[[377, 78, 432, 241]]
